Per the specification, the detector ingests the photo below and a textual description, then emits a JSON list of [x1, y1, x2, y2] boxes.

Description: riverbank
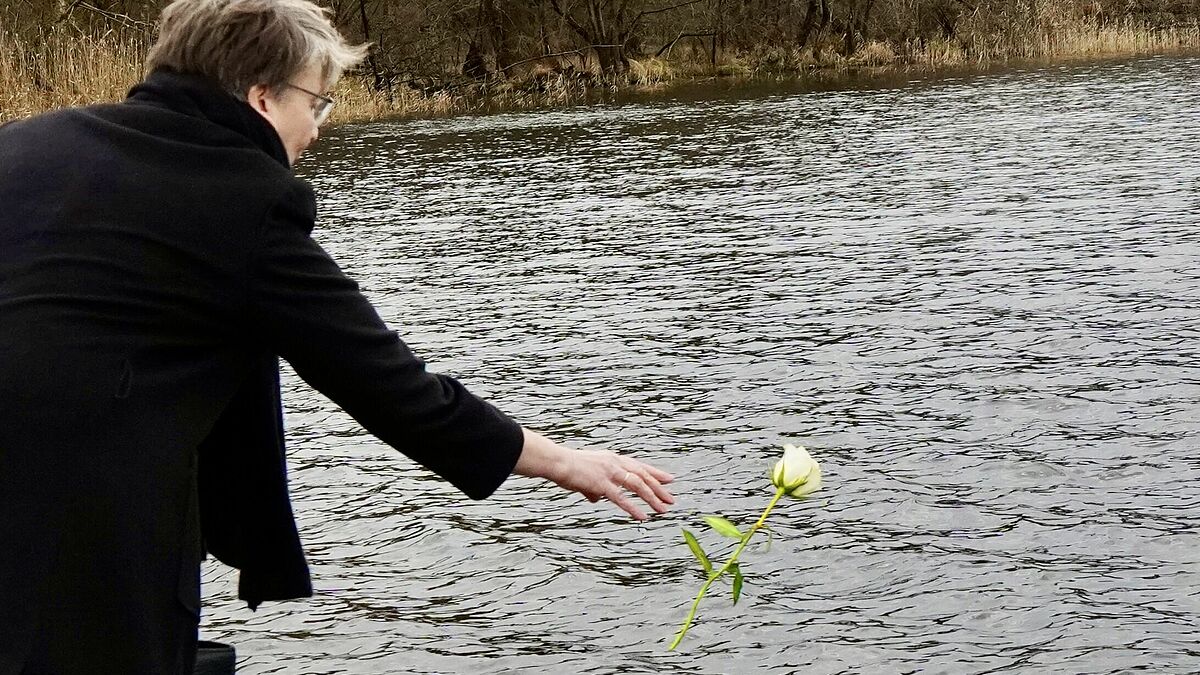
[[2, 17, 1197, 125]]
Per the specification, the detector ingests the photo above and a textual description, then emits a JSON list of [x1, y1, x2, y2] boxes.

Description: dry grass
[[851, 41, 899, 67], [954, 3, 1200, 62], [0, 26, 147, 122], [2, 16, 1197, 126], [1037, 18, 1200, 57], [627, 56, 675, 86], [326, 76, 456, 124]]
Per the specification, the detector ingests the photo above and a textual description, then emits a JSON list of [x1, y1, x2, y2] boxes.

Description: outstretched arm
[[513, 428, 675, 521]]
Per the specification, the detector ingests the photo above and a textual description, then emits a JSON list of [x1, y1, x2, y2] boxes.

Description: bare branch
[[631, 0, 706, 30], [53, 0, 85, 25], [654, 30, 716, 57], [499, 44, 623, 73], [73, 2, 154, 30], [548, 0, 593, 42]]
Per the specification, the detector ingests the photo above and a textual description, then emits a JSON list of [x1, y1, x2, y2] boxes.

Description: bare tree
[[547, 0, 706, 73]]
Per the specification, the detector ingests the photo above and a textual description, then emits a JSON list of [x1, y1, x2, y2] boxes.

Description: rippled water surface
[[200, 55, 1200, 673]]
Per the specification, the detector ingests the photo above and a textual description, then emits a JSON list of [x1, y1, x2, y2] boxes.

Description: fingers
[[640, 470, 676, 506], [605, 487, 650, 521], [620, 471, 673, 514], [625, 460, 675, 502], [554, 447, 676, 521], [645, 464, 675, 484], [599, 458, 675, 521]]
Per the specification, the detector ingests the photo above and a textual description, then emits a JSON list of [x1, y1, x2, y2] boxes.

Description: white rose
[[770, 444, 822, 498]]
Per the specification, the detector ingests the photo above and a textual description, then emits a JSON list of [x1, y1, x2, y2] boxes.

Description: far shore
[[2, 20, 1197, 126]]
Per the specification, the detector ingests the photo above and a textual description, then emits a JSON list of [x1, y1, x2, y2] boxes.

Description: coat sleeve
[[246, 181, 524, 499]]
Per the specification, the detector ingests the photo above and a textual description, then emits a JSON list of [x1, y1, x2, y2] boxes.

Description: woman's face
[[247, 63, 328, 166]]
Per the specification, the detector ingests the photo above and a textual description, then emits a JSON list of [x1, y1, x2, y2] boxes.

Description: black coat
[[0, 69, 524, 673]]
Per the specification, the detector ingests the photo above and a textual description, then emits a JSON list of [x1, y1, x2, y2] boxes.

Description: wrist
[[514, 427, 571, 482]]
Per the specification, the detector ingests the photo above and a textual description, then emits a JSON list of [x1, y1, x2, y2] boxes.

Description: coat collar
[[125, 68, 290, 167]]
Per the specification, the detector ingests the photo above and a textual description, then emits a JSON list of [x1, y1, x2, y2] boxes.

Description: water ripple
[[201, 55, 1200, 673]]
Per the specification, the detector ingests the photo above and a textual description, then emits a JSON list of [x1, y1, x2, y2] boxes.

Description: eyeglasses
[[284, 82, 335, 125]]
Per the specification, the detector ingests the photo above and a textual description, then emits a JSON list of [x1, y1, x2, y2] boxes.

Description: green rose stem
[[670, 444, 822, 651], [669, 486, 786, 651]]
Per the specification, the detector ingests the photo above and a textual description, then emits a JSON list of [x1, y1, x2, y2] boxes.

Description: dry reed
[[0, 25, 147, 122]]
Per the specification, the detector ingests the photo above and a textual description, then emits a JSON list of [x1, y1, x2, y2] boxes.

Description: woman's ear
[[246, 83, 274, 120]]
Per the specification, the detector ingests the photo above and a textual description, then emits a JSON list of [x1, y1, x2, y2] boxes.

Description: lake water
[[199, 55, 1200, 674]]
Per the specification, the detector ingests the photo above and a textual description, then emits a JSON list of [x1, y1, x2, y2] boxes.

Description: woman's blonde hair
[[146, 0, 369, 96]]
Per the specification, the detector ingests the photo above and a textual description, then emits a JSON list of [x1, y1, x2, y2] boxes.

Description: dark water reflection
[[200, 55, 1200, 673]]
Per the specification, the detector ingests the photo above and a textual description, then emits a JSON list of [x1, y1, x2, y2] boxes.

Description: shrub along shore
[[2, 10, 1198, 126]]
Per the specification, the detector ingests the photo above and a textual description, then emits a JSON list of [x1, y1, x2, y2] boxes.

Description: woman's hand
[[513, 428, 675, 521]]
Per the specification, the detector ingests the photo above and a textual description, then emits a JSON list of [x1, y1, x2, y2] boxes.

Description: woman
[[0, 1, 673, 672]]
